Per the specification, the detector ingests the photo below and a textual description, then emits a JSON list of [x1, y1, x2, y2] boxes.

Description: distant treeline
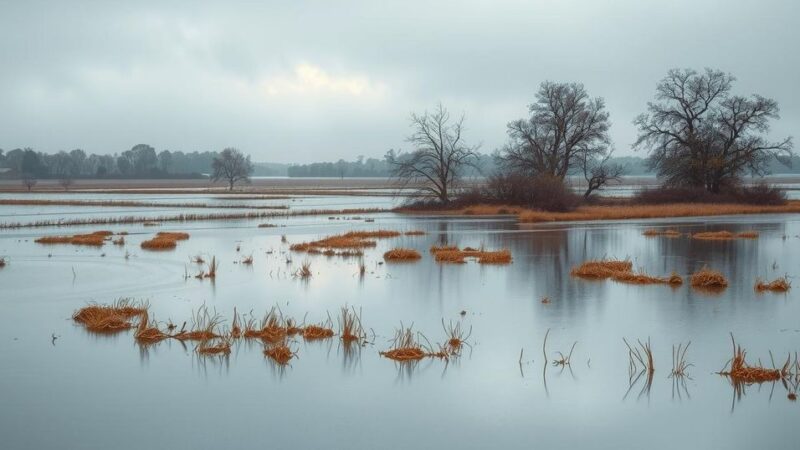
[[285, 153, 496, 178], [0, 145, 217, 179]]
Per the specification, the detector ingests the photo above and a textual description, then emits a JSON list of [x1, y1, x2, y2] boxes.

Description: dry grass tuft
[[692, 230, 760, 240], [643, 228, 682, 237], [303, 324, 335, 340], [430, 246, 512, 264], [264, 341, 295, 365], [112, 236, 125, 245], [244, 307, 289, 343], [290, 230, 401, 253], [36, 230, 113, 246], [612, 270, 683, 285], [755, 276, 791, 292], [430, 245, 458, 254], [570, 259, 633, 279], [72, 299, 148, 333], [172, 306, 222, 341], [197, 336, 233, 355], [141, 231, 190, 250], [718, 334, 789, 383], [338, 306, 365, 342], [690, 267, 728, 289], [442, 319, 472, 354], [134, 311, 169, 343], [670, 341, 693, 378], [737, 230, 759, 239], [515, 202, 800, 224], [383, 248, 422, 261], [404, 230, 426, 236], [380, 326, 428, 361], [241, 254, 253, 265], [295, 260, 312, 278]]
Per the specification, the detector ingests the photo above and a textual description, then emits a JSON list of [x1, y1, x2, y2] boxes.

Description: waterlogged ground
[[0, 194, 799, 450]]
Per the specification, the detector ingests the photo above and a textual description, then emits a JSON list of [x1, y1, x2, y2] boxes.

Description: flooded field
[[1, 193, 798, 449]]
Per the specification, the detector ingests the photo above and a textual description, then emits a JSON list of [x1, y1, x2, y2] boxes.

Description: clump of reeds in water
[[303, 322, 335, 340], [430, 246, 512, 264], [195, 256, 219, 279], [0, 257, 6, 268], [570, 259, 633, 279], [197, 336, 233, 356], [642, 228, 682, 237], [141, 231, 190, 250], [134, 310, 169, 343], [72, 298, 148, 333], [755, 276, 791, 292], [670, 341, 692, 378], [611, 270, 683, 286], [290, 230, 406, 254], [379, 324, 448, 361], [112, 236, 125, 246], [718, 334, 790, 383], [692, 230, 760, 240], [690, 266, 728, 289], [383, 248, 421, 261], [442, 319, 472, 355], [430, 245, 458, 254], [172, 306, 222, 341], [338, 306, 365, 343], [36, 230, 112, 247], [244, 307, 290, 343], [295, 260, 312, 278], [264, 340, 296, 365], [241, 254, 253, 265]]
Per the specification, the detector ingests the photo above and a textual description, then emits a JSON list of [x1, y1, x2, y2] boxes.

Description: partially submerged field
[[1, 188, 799, 450]]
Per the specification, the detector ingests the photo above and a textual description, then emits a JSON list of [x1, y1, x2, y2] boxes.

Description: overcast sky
[[1, 0, 797, 163]]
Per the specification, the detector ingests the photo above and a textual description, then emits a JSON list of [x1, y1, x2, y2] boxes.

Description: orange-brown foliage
[[643, 228, 682, 237], [755, 276, 791, 292], [383, 248, 422, 261], [570, 260, 633, 279], [264, 343, 295, 365], [690, 267, 728, 289]]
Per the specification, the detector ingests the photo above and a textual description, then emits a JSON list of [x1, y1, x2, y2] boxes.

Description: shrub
[[482, 173, 581, 212], [634, 183, 786, 205]]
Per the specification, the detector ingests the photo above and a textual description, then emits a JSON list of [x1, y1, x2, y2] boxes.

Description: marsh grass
[[624, 337, 655, 376], [383, 248, 422, 261], [338, 306, 365, 342], [197, 336, 233, 355], [690, 267, 728, 289], [264, 340, 296, 365], [290, 230, 402, 253], [241, 254, 254, 265], [172, 306, 222, 341], [570, 259, 633, 279], [72, 299, 148, 333], [431, 246, 513, 264], [442, 319, 472, 355], [755, 276, 791, 292], [642, 228, 682, 237], [718, 334, 790, 383], [295, 260, 312, 278], [134, 311, 169, 343], [670, 341, 693, 378]]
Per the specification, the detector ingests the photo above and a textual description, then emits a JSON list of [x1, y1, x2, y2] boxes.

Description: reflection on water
[[1, 200, 800, 449]]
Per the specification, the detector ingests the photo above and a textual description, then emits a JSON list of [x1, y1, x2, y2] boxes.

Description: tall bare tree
[[212, 148, 253, 190], [634, 68, 793, 193], [580, 152, 624, 198], [500, 82, 611, 179], [387, 103, 478, 203]]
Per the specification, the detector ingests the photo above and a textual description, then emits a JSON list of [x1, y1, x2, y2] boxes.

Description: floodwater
[[0, 193, 798, 450]]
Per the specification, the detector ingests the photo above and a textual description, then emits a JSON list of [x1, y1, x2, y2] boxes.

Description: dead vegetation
[[379, 324, 449, 361], [141, 231, 190, 250], [290, 230, 403, 253], [295, 260, 312, 278], [35, 230, 114, 247], [624, 337, 655, 378], [303, 323, 335, 340], [755, 276, 791, 292], [692, 230, 760, 240], [134, 311, 169, 343], [172, 306, 222, 341], [383, 248, 422, 261], [718, 334, 791, 383], [690, 267, 728, 289], [571, 259, 684, 286], [642, 228, 682, 237], [338, 306, 366, 342], [442, 319, 472, 354], [197, 336, 233, 355], [670, 341, 692, 378], [72, 298, 148, 333], [0, 257, 6, 267], [430, 246, 513, 264], [194, 256, 219, 279], [264, 341, 296, 365]]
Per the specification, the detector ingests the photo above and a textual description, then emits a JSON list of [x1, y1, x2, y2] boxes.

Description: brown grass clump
[[36, 230, 112, 246], [737, 230, 759, 239], [380, 326, 427, 361], [264, 342, 295, 365], [404, 230, 426, 236], [383, 248, 422, 261], [690, 267, 728, 289], [303, 324, 335, 340], [515, 202, 800, 224], [338, 306, 365, 342], [460, 204, 523, 215], [430, 245, 458, 254], [156, 231, 190, 241], [197, 337, 232, 355], [570, 259, 633, 279], [140, 236, 178, 250], [290, 230, 402, 253], [112, 236, 125, 245], [72, 299, 148, 333], [172, 306, 222, 341], [755, 276, 791, 292], [241, 254, 253, 265], [718, 335, 789, 383], [692, 231, 736, 240], [134, 311, 169, 343], [642, 228, 682, 237], [430, 246, 512, 264], [295, 260, 312, 278], [35, 235, 73, 244], [244, 307, 288, 343], [442, 319, 472, 354], [612, 270, 683, 286]]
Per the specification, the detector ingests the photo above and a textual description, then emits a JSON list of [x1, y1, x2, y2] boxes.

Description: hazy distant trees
[[634, 68, 794, 193], [212, 148, 253, 190], [387, 103, 479, 203], [499, 82, 612, 180], [21, 174, 36, 191]]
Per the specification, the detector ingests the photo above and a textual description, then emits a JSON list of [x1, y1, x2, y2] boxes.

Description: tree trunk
[[229, 179, 234, 191]]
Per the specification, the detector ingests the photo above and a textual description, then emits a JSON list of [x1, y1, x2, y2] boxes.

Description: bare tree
[[500, 82, 611, 179], [21, 174, 37, 191], [211, 148, 253, 190], [634, 68, 793, 193], [579, 152, 624, 198], [387, 103, 479, 203]]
